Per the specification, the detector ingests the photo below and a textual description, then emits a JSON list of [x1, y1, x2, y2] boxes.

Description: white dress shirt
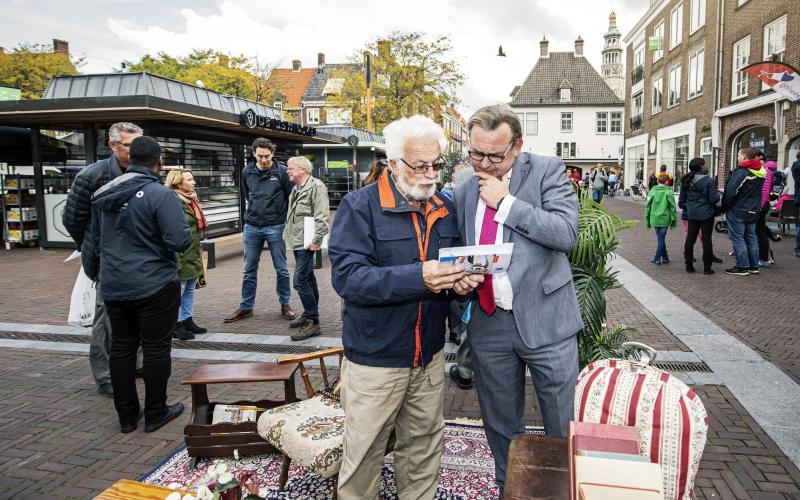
[[474, 170, 516, 310]]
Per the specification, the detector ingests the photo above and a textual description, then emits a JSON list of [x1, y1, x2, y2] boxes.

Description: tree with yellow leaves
[[0, 43, 81, 99]]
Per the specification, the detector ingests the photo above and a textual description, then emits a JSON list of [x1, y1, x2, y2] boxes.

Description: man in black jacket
[[62, 122, 142, 397], [722, 147, 765, 275], [89, 136, 191, 433], [224, 137, 297, 323]]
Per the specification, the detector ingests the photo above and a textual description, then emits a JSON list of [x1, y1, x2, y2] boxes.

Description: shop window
[[661, 135, 689, 191], [156, 136, 240, 238]]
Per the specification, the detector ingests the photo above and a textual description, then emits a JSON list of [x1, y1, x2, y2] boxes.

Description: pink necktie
[[477, 205, 498, 315]]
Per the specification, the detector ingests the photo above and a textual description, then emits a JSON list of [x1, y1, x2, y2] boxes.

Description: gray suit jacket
[[454, 152, 583, 349]]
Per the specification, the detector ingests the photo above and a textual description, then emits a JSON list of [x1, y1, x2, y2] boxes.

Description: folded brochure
[[439, 243, 513, 275], [211, 404, 258, 424]]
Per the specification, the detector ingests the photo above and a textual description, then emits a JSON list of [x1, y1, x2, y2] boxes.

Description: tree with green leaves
[[0, 43, 81, 99], [326, 32, 464, 133], [125, 49, 265, 101]]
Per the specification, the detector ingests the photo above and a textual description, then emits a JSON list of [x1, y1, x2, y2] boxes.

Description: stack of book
[[569, 421, 663, 499]]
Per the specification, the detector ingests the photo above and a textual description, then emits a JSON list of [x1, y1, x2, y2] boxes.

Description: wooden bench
[[180, 362, 299, 467], [200, 232, 242, 269]]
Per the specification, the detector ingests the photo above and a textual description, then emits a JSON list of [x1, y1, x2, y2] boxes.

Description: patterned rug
[[142, 423, 543, 499]]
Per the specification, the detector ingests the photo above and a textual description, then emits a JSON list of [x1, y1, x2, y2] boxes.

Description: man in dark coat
[[62, 122, 143, 397], [89, 136, 191, 433]]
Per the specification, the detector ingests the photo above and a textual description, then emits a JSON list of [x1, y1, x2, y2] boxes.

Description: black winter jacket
[[722, 167, 764, 223], [87, 165, 191, 301], [241, 160, 292, 227], [62, 155, 124, 274], [678, 174, 720, 221]]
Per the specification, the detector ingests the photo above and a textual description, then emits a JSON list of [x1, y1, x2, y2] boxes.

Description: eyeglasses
[[468, 141, 514, 164], [399, 157, 447, 174]]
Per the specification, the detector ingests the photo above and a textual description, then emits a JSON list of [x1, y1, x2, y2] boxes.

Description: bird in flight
[[497, 45, 507, 57]]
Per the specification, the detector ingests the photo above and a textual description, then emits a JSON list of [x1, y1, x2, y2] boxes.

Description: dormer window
[[560, 88, 572, 103]]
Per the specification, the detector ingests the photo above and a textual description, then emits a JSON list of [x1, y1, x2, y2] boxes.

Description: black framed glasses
[[468, 141, 514, 164], [399, 157, 448, 174]]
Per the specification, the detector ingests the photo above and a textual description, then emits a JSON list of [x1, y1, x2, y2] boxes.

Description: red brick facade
[[624, 0, 718, 185], [717, 0, 799, 181]]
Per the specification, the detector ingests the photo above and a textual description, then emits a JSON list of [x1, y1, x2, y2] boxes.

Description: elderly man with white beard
[[329, 115, 483, 499]]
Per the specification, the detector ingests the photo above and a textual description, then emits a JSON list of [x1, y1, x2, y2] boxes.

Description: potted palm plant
[[569, 190, 636, 368]]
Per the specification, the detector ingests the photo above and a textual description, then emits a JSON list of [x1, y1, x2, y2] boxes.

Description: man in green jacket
[[645, 173, 677, 265], [283, 156, 330, 340]]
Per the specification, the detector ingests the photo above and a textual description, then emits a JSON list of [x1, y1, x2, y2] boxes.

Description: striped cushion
[[575, 359, 708, 500]]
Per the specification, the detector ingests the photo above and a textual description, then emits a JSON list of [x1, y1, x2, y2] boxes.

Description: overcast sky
[[2, 0, 646, 115]]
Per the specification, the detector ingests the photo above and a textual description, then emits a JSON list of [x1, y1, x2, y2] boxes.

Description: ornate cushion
[[256, 395, 345, 478]]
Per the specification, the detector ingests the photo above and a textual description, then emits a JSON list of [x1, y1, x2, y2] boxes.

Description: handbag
[[68, 266, 96, 327], [574, 343, 708, 500]]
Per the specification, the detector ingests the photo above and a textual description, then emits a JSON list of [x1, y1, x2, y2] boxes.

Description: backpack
[[574, 344, 708, 500]]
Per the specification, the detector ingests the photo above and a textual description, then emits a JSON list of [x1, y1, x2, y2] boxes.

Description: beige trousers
[[337, 350, 445, 500]]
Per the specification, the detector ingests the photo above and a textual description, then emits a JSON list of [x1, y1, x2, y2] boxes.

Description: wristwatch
[[496, 196, 505, 210]]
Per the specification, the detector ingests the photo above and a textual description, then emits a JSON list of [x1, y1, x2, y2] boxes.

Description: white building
[[602, 12, 626, 100], [509, 31, 625, 175]]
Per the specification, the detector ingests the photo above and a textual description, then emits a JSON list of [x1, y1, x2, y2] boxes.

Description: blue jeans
[[178, 277, 198, 321], [726, 211, 758, 269], [592, 187, 604, 203], [293, 250, 319, 320], [654, 227, 668, 262], [241, 223, 290, 310]]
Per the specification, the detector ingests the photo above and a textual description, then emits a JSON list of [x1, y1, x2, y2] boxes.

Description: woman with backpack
[[645, 173, 677, 264], [678, 158, 720, 274]]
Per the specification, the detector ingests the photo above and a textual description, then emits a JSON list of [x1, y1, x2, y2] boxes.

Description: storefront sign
[[327, 160, 349, 169], [743, 62, 800, 104], [240, 109, 317, 136]]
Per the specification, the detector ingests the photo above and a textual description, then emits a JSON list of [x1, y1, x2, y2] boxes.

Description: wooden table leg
[[190, 383, 211, 425], [284, 372, 298, 403]]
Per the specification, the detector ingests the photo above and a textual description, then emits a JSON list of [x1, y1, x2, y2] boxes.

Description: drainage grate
[[0, 331, 325, 355], [652, 360, 712, 373]]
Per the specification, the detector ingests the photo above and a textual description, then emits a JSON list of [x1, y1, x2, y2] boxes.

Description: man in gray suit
[[453, 104, 583, 492]]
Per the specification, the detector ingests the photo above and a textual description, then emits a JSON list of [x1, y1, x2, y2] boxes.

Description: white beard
[[395, 172, 435, 202]]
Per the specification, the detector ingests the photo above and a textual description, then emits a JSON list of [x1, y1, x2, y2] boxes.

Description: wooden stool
[[181, 362, 299, 467], [504, 435, 569, 500]]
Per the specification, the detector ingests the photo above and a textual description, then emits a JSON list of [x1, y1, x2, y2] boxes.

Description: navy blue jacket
[[678, 174, 720, 221], [241, 160, 292, 227], [328, 170, 461, 368], [88, 165, 191, 301]]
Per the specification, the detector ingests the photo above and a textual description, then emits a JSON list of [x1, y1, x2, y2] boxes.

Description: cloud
[[95, 0, 644, 115]]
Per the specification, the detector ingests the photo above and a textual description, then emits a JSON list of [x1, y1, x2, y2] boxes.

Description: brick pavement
[[603, 197, 800, 383], [0, 348, 798, 498]]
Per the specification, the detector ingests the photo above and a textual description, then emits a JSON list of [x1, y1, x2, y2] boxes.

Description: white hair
[[108, 122, 143, 143], [383, 115, 447, 161], [288, 156, 313, 174]]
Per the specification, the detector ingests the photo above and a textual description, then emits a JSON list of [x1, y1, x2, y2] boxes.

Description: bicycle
[[630, 181, 649, 202]]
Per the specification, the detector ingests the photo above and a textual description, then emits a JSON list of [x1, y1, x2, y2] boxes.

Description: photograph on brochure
[[438, 243, 513, 275]]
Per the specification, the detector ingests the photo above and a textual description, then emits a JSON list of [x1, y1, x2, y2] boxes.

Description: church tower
[[601, 11, 625, 100]]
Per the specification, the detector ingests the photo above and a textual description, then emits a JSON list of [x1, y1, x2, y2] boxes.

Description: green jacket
[[176, 204, 203, 280], [283, 176, 330, 251], [644, 184, 677, 229]]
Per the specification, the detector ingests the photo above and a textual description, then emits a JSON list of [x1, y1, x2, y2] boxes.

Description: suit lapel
[[509, 153, 531, 197], [465, 178, 479, 246], [505, 154, 532, 243]]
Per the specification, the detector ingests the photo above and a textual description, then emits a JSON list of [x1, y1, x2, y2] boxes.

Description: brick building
[[623, 0, 718, 189], [713, 0, 798, 190]]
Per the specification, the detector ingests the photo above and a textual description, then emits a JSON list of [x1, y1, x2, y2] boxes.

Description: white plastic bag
[[68, 267, 96, 327]]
